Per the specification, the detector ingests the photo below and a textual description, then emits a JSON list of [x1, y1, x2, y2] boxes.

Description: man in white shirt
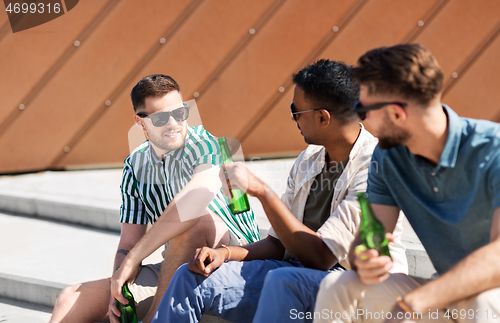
[[153, 60, 408, 323]]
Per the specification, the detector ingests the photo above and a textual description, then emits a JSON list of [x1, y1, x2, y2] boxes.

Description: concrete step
[[0, 158, 297, 236], [0, 164, 435, 277], [0, 297, 52, 323], [0, 212, 226, 322], [0, 159, 435, 321]]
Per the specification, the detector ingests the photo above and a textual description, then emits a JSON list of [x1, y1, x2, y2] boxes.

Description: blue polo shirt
[[367, 105, 500, 274]]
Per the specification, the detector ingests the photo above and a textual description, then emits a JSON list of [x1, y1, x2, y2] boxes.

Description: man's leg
[[50, 279, 110, 323], [314, 271, 500, 323], [448, 287, 500, 323], [140, 211, 231, 323], [51, 211, 230, 323], [152, 259, 297, 323], [252, 266, 335, 323], [313, 271, 449, 323]]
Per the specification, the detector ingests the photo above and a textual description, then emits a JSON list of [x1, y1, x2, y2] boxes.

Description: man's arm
[[221, 162, 336, 271], [111, 163, 223, 304], [113, 223, 148, 272], [188, 235, 286, 276], [403, 207, 500, 312], [108, 223, 147, 322]]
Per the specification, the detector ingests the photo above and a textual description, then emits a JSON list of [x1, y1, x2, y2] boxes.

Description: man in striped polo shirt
[[50, 74, 260, 323]]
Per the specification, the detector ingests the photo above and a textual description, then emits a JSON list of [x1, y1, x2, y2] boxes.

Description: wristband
[[396, 296, 419, 320], [221, 245, 231, 263]]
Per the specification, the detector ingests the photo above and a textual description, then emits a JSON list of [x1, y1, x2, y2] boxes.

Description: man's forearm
[[113, 249, 130, 273], [405, 239, 500, 311], [255, 188, 337, 270], [125, 202, 199, 267]]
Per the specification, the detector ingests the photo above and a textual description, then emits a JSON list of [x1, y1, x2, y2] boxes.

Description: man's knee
[[54, 279, 110, 311], [54, 284, 81, 307], [319, 270, 357, 291], [466, 287, 500, 310], [170, 263, 196, 287], [264, 267, 301, 289]]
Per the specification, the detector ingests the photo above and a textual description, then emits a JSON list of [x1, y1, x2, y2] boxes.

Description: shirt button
[[431, 173, 436, 176], [433, 187, 439, 193]]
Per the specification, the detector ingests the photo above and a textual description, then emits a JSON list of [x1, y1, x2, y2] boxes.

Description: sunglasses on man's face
[[353, 101, 407, 120], [137, 102, 190, 127], [289, 103, 332, 122]]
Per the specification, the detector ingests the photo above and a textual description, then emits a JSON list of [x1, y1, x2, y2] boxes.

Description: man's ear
[[318, 109, 331, 127], [133, 114, 145, 130], [388, 104, 407, 125]]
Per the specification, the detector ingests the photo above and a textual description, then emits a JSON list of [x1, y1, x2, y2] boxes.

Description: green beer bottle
[[116, 284, 138, 323], [218, 137, 250, 214], [357, 192, 391, 258]]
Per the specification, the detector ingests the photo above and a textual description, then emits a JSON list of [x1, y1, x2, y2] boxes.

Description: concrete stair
[[0, 159, 435, 322]]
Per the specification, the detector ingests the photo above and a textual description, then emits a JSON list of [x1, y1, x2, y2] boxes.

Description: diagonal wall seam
[[401, 0, 450, 43], [0, 0, 120, 139], [0, 20, 10, 44], [60, 0, 68, 14], [49, 0, 205, 169], [237, 0, 369, 145], [190, 0, 287, 101], [444, 20, 500, 98]]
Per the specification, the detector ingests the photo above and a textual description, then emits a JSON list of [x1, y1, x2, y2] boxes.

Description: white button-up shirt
[[268, 124, 408, 273]]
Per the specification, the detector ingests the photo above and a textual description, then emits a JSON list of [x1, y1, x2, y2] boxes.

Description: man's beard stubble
[[146, 124, 188, 153]]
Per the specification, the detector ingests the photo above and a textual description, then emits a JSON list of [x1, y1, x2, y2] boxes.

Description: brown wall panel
[[319, 0, 439, 64], [0, 11, 12, 41], [0, 0, 193, 173], [0, 10, 9, 25], [242, 0, 439, 157], [59, 0, 277, 167], [195, 0, 358, 139], [442, 35, 500, 121], [0, 0, 111, 124], [413, 0, 500, 85], [241, 87, 306, 157]]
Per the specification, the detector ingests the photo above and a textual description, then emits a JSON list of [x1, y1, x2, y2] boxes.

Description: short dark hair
[[131, 74, 181, 112], [293, 59, 359, 124], [352, 44, 443, 105]]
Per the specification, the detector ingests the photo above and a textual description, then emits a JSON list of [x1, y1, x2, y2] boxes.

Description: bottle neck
[[219, 137, 233, 164]]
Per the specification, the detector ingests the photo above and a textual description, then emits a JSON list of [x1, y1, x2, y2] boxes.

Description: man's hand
[[383, 303, 418, 323], [353, 233, 394, 284], [108, 261, 140, 322], [108, 296, 121, 323], [219, 162, 267, 198], [188, 246, 228, 277]]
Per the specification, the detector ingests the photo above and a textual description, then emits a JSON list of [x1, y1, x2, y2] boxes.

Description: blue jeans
[[152, 259, 337, 323], [252, 266, 332, 323]]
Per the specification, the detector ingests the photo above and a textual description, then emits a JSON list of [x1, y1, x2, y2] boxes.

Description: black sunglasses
[[353, 101, 407, 120], [290, 103, 332, 122], [137, 103, 190, 127]]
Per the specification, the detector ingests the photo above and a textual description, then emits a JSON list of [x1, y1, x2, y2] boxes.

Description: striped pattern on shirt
[[119, 125, 260, 244]]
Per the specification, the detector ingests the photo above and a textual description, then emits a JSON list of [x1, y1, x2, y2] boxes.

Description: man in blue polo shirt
[[314, 44, 500, 323]]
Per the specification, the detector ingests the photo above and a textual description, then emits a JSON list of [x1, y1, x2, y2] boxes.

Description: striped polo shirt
[[119, 125, 260, 244]]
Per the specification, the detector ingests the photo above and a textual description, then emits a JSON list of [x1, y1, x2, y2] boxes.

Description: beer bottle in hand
[[218, 137, 250, 214], [116, 284, 137, 323], [357, 192, 391, 258]]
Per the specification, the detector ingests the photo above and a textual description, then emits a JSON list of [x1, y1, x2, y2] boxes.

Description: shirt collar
[[147, 126, 192, 165], [301, 123, 368, 181], [438, 104, 462, 168]]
